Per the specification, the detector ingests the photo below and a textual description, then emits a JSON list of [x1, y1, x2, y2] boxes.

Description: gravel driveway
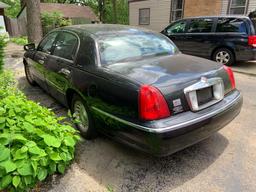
[[4, 43, 256, 192]]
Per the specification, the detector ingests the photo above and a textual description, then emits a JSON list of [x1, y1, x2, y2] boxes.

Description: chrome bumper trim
[[91, 91, 242, 134]]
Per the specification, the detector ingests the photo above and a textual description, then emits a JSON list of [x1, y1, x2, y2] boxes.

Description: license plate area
[[197, 86, 214, 106], [184, 77, 224, 111]]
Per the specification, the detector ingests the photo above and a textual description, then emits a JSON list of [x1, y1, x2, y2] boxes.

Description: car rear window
[[216, 18, 247, 33], [98, 33, 178, 65]]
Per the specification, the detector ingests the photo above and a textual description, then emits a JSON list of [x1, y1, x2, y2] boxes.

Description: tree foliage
[[1, 0, 21, 18], [42, 0, 129, 24]]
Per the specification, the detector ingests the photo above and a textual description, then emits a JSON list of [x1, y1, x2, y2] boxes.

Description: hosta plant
[[0, 72, 80, 191]]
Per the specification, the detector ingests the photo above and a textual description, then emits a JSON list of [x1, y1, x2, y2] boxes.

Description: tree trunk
[[26, 0, 43, 43], [112, 0, 117, 24]]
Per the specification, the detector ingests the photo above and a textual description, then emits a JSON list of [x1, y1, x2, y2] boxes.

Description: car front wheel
[[71, 94, 97, 139], [213, 48, 234, 66]]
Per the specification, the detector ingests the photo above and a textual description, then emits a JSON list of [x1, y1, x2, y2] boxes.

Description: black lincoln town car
[[23, 24, 242, 156]]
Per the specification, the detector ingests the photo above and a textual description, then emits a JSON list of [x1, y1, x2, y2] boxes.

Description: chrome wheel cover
[[73, 101, 89, 132], [216, 51, 230, 65]]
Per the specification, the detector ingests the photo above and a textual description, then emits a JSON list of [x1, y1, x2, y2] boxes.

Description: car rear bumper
[[236, 47, 256, 61], [92, 90, 242, 156]]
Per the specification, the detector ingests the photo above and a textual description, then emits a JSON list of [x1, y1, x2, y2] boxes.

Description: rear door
[[45, 31, 79, 105], [184, 18, 215, 57], [31, 32, 58, 90], [162, 20, 188, 52]]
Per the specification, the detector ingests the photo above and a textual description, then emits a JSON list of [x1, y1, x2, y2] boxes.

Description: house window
[[170, 0, 184, 22], [229, 0, 249, 15], [139, 8, 150, 25]]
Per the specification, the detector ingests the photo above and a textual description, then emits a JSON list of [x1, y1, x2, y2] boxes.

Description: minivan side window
[[166, 20, 186, 34], [187, 18, 214, 33], [216, 18, 247, 33], [52, 32, 78, 61]]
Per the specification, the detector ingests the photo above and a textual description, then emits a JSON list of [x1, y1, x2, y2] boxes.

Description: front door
[[163, 20, 189, 53], [45, 31, 79, 106], [31, 32, 59, 90]]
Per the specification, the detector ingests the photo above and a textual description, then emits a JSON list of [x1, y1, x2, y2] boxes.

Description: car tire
[[71, 94, 97, 139], [24, 64, 37, 86], [213, 48, 234, 66]]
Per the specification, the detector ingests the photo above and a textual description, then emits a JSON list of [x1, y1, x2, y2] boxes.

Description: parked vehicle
[[161, 16, 256, 66], [23, 25, 242, 156]]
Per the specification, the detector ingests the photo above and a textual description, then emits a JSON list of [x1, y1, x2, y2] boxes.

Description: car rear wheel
[[71, 94, 97, 139], [24, 64, 37, 86], [213, 48, 234, 66]]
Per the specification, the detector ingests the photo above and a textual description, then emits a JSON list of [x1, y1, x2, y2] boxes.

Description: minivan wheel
[[24, 64, 37, 86], [71, 94, 97, 139], [213, 48, 234, 66]]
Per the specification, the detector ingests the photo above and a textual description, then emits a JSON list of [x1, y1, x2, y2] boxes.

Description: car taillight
[[223, 65, 236, 90], [248, 35, 256, 48], [139, 85, 171, 121]]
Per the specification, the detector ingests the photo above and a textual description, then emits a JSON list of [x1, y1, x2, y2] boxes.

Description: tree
[[26, 0, 43, 43]]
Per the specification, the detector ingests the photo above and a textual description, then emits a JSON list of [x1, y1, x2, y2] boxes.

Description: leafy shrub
[[0, 72, 80, 191], [0, 35, 7, 72], [10, 36, 28, 46], [41, 12, 72, 35]]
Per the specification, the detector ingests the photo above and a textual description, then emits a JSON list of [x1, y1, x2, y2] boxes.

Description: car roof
[[60, 24, 156, 37], [182, 15, 250, 20]]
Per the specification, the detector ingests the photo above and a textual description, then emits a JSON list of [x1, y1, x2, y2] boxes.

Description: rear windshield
[[98, 33, 178, 65], [216, 18, 247, 33]]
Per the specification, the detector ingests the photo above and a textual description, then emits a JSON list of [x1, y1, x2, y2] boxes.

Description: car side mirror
[[24, 43, 36, 51]]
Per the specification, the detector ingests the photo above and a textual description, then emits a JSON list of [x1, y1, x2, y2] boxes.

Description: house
[[129, 0, 256, 31], [0, 1, 9, 34], [17, 3, 98, 36]]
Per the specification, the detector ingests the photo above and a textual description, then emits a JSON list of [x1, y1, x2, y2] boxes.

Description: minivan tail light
[[248, 35, 256, 47], [223, 66, 236, 90], [139, 85, 171, 121]]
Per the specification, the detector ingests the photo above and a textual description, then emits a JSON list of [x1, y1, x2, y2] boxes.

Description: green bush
[[10, 36, 28, 46], [0, 72, 80, 191], [0, 35, 7, 72], [41, 11, 72, 35]]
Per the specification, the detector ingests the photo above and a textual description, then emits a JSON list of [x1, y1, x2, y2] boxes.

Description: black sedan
[[23, 24, 242, 156]]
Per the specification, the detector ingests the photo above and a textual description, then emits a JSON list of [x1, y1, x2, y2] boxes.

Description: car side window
[[37, 32, 58, 54], [166, 20, 186, 34], [52, 32, 78, 61], [216, 18, 247, 33], [187, 18, 214, 33]]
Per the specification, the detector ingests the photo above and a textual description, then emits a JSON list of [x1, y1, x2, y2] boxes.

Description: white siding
[[248, 0, 256, 13], [221, 0, 256, 15], [129, 0, 171, 32], [221, 0, 229, 15]]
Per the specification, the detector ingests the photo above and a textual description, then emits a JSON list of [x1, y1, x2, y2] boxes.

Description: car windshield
[[98, 33, 178, 65]]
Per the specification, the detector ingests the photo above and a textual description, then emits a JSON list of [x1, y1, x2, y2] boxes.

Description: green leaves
[[0, 146, 10, 162], [42, 134, 61, 148], [0, 160, 16, 173], [17, 162, 33, 176], [0, 71, 80, 191], [37, 168, 47, 181], [12, 176, 20, 188]]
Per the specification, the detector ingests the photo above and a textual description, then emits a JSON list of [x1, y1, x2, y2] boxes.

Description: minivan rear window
[[216, 18, 247, 33]]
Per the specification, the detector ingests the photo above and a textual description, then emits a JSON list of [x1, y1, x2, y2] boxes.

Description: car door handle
[[58, 68, 71, 77]]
